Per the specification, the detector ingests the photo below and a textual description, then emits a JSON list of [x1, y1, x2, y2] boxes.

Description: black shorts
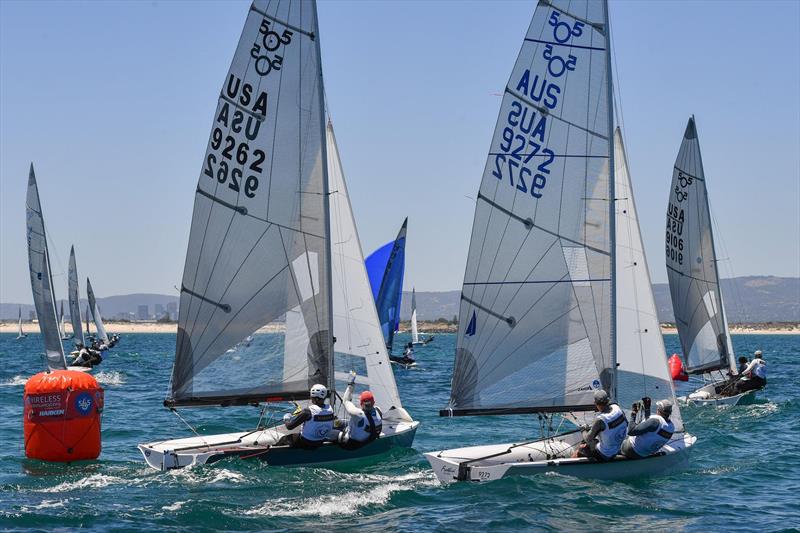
[[577, 441, 613, 462]]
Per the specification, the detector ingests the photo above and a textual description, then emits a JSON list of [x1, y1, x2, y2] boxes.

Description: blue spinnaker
[[365, 218, 407, 353]]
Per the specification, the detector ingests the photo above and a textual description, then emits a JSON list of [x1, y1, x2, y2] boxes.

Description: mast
[[692, 115, 735, 372], [311, 0, 335, 396], [603, 0, 617, 400]]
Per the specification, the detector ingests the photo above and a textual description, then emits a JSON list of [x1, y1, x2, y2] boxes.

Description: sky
[[1, 0, 798, 304]]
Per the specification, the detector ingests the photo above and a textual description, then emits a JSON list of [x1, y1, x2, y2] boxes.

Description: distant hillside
[[3, 277, 797, 323]]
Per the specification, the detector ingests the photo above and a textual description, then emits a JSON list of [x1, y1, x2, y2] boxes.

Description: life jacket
[[595, 403, 627, 458], [300, 403, 334, 442], [751, 359, 766, 380], [348, 406, 383, 443], [630, 414, 674, 457]]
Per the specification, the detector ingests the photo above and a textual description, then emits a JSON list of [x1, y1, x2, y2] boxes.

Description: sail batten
[[445, 0, 614, 415]]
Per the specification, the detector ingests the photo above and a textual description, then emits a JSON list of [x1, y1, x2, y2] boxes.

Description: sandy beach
[[3, 320, 798, 335]]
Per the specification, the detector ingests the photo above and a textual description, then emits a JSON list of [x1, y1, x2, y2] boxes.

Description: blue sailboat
[[365, 218, 407, 355]]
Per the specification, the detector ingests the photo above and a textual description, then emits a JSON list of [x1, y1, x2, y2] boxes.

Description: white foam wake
[[0, 375, 29, 387], [94, 371, 125, 386], [37, 473, 127, 492], [243, 470, 436, 517]]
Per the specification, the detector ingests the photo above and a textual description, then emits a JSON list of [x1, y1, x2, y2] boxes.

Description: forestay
[[86, 278, 109, 344], [68, 246, 86, 347], [26, 165, 67, 371], [614, 130, 683, 430], [326, 122, 403, 414], [666, 117, 734, 375], [445, 0, 614, 415], [365, 219, 407, 352], [169, 0, 331, 407]]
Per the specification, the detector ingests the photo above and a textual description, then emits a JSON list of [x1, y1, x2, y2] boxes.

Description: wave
[[161, 500, 188, 512], [37, 473, 128, 492], [168, 467, 246, 485], [94, 371, 125, 386], [20, 499, 68, 512], [242, 470, 436, 517], [0, 375, 28, 387]]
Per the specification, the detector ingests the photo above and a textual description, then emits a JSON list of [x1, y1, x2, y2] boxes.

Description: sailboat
[[410, 288, 433, 346], [58, 300, 71, 340], [86, 278, 110, 349], [26, 165, 89, 373], [425, 0, 694, 482], [138, 0, 417, 471], [365, 218, 407, 354], [68, 246, 86, 349], [16, 307, 27, 339], [84, 304, 91, 339], [666, 117, 754, 406]]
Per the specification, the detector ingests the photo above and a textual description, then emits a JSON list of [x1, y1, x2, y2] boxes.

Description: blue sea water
[[1, 332, 798, 532]]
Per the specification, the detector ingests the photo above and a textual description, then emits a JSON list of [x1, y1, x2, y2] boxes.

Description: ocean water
[[1, 332, 798, 532]]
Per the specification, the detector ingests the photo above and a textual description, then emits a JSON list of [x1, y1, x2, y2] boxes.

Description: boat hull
[[682, 382, 759, 406], [424, 431, 695, 483], [139, 420, 418, 471]]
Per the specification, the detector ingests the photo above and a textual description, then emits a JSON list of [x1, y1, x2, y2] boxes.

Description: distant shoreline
[[2, 320, 798, 335]]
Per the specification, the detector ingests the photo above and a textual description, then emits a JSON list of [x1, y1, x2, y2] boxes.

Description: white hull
[[682, 382, 757, 407], [67, 366, 93, 373], [425, 431, 695, 483], [140, 419, 418, 471]]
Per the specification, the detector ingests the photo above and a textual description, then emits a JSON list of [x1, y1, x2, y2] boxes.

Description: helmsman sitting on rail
[[572, 389, 628, 462], [734, 350, 767, 394], [278, 383, 335, 449], [329, 371, 383, 450], [621, 398, 675, 459]]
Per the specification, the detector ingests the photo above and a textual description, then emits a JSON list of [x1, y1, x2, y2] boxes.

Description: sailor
[[572, 389, 628, 461], [403, 342, 415, 363], [737, 356, 749, 375], [621, 398, 675, 459], [70, 347, 92, 367], [279, 384, 335, 449], [735, 350, 767, 393], [331, 372, 383, 450]]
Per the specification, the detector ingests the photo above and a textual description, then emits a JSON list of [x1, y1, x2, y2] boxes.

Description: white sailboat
[[138, 0, 416, 471], [86, 278, 110, 348], [666, 117, 754, 406], [68, 246, 86, 348], [425, 0, 694, 482], [16, 307, 27, 339], [59, 300, 71, 340], [26, 165, 89, 373], [410, 288, 433, 346]]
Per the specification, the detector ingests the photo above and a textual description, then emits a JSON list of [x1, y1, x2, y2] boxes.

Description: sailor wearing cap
[[572, 389, 628, 461], [735, 350, 767, 394], [622, 398, 675, 459]]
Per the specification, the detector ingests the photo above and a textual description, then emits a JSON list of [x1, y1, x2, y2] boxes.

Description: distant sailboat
[[84, 304, 91, 338], [138, 0, 416, 471], [68, 246, 86, 348], [666, 117, 754, 406], [365, 218, 407, 353], [410, 288, 433, 346], [86, 278, 110, 348], [59, 300, 71, 340], [425, 0, 694, 482], [16, 307, 27, 339], [26, 165, 87, 372]]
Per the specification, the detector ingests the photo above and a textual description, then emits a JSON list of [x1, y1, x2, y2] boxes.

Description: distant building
[[155, 304, 165, 318], [166, 301, 178, 321], [137, 305, 149, 320]]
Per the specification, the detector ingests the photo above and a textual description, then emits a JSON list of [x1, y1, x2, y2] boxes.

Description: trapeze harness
[[340, 407, 382, 450], [628, 414, 674, 457], [595, 404, 628, 459]]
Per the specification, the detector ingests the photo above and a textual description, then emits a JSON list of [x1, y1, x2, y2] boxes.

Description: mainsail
[[26, 164, 67, 371], [365, 219, 407, 352], [444, 0, 614, 415], [614, 129, 683, 430], [666, 117, 735, 375], [411, 288, 419, 344], [68, 246, 86, 347], [168, 0, 331, 407], [86, 278, 109, 344], [327, 121, 403, 414], [59, 300, 68, 339], [17, 307, 24, 337]]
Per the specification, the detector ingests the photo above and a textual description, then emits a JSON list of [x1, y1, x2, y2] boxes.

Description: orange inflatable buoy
[[669, 354, 689, 382], [23, 370, 104, 462]]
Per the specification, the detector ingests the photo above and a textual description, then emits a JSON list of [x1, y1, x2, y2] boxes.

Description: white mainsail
[[167, 0, 332, 407], [17, 307, 25, 338], [327, 121, 404, 415], [26, 164, 67, 371], [446, 0, 613, 414], [410, 288, 419, 344], [614, 129, 683, 430], [68, 246, 86, 347], [86, 278, 109, 344], [666, 117, 735, 375]]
